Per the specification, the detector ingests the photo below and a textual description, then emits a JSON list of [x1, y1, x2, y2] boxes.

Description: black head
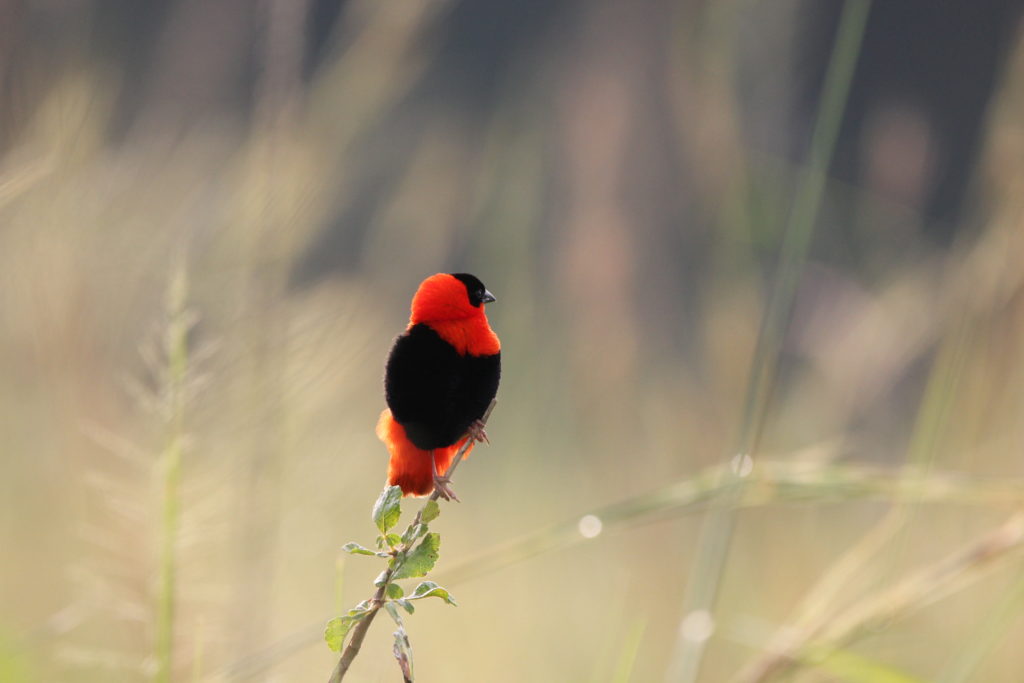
[[450, 273, 496, 307]]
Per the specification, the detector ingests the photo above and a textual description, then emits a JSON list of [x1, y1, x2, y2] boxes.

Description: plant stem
[[328, 399, 496, 682], [156, 264, 189, 683], [329, 585, 386, 683]]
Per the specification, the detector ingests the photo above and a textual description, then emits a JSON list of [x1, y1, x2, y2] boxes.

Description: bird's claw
[[467, 419, 489, 444], [432, 474, 460, 502], [430, 451, 460, 502]]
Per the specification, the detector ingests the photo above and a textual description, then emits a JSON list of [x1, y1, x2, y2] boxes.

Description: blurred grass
[[0, 1, 1023, 682], [155, 262, 191, 683], [670, 2, 872, 680]]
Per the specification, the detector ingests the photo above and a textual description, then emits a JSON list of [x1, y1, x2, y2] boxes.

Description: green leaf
[[393, 533, 440, 580], [407, 580, 457, 606], [396, 598, 415, 615], [324, 601, 375, 652], [373, 485, 403, 534], [324, 610, 368, 652], [373, 569, 389, 587], [401, 523, 428, 547], [386, 533, 402, 547], [325, 617, 352, 652], [421, 500, 441, 523], [342, 542, 386, 557], [383, 601, 404, 627], [386, 583, 404, 599]]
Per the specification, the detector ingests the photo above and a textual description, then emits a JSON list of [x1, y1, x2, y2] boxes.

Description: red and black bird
[[377, 273, 501, 500]]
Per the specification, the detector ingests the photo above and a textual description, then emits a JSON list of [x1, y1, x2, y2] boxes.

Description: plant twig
[[328, 399, 496, 682], [328, 587, 385, 683], [414, 400, 496, 517]]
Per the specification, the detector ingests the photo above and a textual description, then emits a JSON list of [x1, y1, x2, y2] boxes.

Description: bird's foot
[[432, 474, 460, 502], [467, 419, 489, 444], [431, 451, 460, 502]]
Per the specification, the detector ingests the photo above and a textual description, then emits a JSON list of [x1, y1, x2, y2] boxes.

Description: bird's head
[[410, 273, 495, 324]]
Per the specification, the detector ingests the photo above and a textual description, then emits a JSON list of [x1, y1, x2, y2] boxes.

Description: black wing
[[384, 324, 463, 450], [453, 351, 500, 439], [384, 324, 500, 450]]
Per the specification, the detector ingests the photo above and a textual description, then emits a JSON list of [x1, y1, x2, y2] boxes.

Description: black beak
[[481, 289, 496, 304]]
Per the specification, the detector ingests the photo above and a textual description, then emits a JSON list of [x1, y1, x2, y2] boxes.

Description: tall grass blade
[[156, 261, 190, 683], [666, 2, 872, 680]]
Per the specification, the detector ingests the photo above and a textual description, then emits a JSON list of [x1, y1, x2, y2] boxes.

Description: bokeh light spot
[[578, 514, 603, 539]]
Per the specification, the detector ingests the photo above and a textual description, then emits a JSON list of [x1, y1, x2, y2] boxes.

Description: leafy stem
[[327, 400, 496, 682]]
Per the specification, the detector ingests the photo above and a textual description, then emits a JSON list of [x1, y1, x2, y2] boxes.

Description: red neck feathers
[[424, 316, 500, 356], [408, 274, 500, 357]]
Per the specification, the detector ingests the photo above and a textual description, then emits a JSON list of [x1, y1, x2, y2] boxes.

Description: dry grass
[[1, 2, 1024, 682]]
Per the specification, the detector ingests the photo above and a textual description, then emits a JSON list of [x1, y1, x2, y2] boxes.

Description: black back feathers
[[384, 323, 500, 450]]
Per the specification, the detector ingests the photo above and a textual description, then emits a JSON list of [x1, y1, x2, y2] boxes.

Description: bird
[[377, 273, 501, 500]]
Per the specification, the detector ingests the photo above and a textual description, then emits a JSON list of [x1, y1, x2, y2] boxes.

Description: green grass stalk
[[156, 263, 190, 683], [611, 618, 648, 683], [667, 2, 872, 680]]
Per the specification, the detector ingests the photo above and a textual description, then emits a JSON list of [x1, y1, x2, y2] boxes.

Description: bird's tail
[[376, 409, 473, 497]]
